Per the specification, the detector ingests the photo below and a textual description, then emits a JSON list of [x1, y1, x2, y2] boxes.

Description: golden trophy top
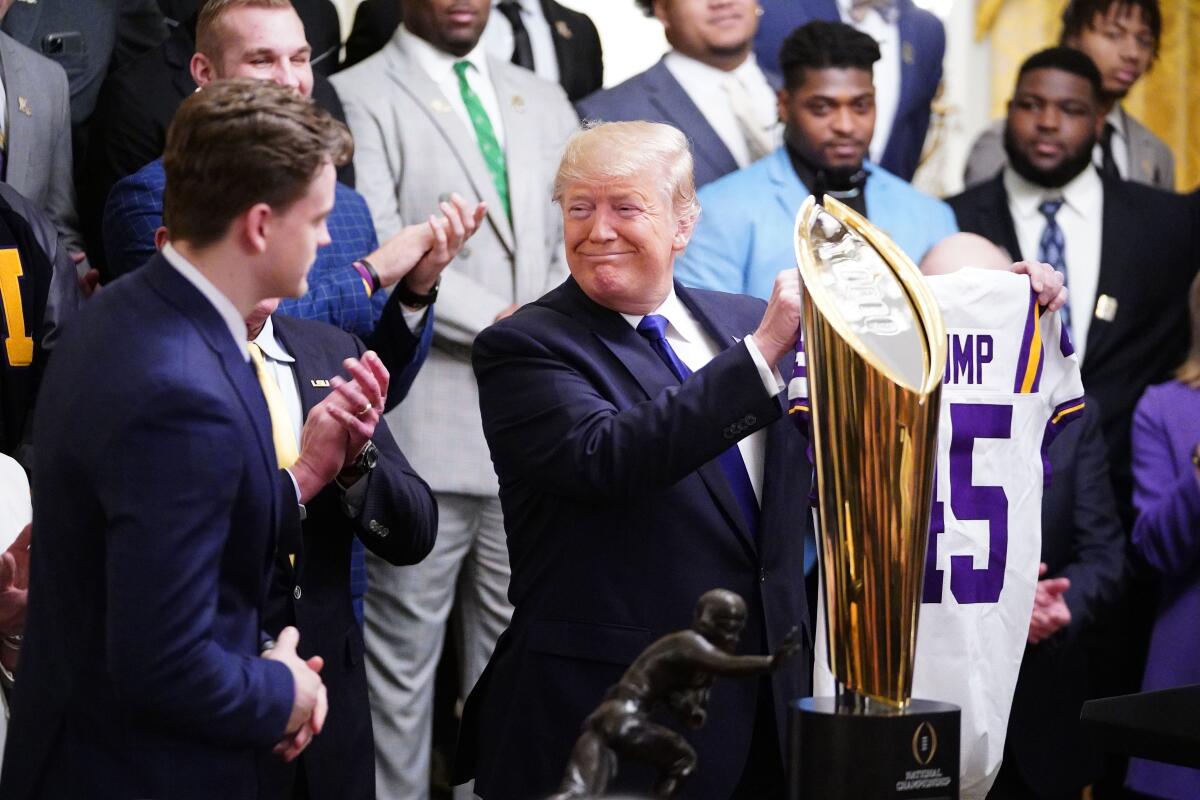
[[793, 195, 945, 396]]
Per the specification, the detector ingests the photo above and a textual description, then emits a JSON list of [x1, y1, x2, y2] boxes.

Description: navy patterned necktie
[[636, 314, 761, 540], [1037, 199, 1072, 335]]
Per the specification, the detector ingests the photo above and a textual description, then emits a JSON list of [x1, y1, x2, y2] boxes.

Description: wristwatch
[[395, 277, 440, 308], [339, 440, 379, 485]]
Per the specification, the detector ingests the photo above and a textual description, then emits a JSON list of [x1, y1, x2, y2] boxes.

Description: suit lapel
[[388, 40, 516, 254], [271, 317, 326, 418], [984, 175, 1023, 261], [0, 39, 30, 191], [540, 0, 574, 89], [675, 284, 760, 558], [1083, 180, 1122, 371], [643, 60, 738, 180], [491, 59, 538, 261], [142, 256, 279, 498], [765, 147, 810, 220]]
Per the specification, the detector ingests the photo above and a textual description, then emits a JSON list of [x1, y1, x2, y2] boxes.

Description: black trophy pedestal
[[788, 696, 960, 800]]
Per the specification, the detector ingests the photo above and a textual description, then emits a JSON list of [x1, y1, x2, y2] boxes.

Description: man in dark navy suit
[[456, 120, 813, 800], [0, 80, 383, 799], [753, 0, 945, 181]]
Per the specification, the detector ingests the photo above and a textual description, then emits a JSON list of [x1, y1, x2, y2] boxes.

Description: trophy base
[[787, 696, 960, 800]]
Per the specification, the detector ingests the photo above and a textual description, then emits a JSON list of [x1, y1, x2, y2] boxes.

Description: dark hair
[[1015, 46, 1104, 102], [779, 21, 881, 90], [163, 78, 352, 247], [1060, 0, 1161, 59]]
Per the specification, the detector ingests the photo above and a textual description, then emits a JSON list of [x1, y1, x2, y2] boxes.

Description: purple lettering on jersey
[[947, 403, 1012, 604], [944, 334, 994, 386], [923, 483, 946, 603]]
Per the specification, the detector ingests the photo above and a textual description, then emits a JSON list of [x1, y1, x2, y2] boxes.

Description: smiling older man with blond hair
[[455, 120, 815, 800]]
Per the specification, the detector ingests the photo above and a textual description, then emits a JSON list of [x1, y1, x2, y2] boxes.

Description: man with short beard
[[964, 0, 1173, 190], [948, 46, 1196, 517], [675, 21, 956, 302]]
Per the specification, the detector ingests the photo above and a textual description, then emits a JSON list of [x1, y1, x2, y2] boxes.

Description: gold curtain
[[980, 0, 1200, 191]]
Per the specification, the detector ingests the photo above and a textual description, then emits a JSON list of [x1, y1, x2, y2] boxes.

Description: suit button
[[745, 414, 757, 426], [723, 427, 736, 440], [459, 247, 471, 259], [760, 568, 767, 583], [293, 586, 302, 600]]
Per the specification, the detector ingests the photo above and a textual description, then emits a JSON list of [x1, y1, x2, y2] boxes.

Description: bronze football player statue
[[551, 589, 800, 798]]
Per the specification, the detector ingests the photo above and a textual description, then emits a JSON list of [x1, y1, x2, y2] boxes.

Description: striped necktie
[[1036, 199, 1072, 336], [454, 60, 510, 219]]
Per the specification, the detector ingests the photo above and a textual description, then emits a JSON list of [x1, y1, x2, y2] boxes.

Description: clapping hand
[[1028, 562, 1071, 644]]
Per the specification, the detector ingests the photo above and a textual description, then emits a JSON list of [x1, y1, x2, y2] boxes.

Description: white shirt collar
[[618, 287, 702, 342], [251, 315, 294, 364], [1105, 105, 1127, 141], [399, 23, 493, 85], [663, 50, 763, 85], [1003, 163, 1102, 221], [161, 242, 249, 360]]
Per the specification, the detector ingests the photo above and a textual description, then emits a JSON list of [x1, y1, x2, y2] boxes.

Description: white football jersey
[[800, 269, 1085, 800]]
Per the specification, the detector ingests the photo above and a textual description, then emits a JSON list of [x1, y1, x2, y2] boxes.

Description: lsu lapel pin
[[431, 98, 452, 114], [1094, 294, 1118, 322], [511, 95, 526, 113], [17, 97, 30, 117], [311, 378, 331, 388], [554, 20, 573, 39]]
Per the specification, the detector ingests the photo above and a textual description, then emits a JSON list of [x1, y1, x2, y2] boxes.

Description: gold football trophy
[[788, 196, 960, 800]]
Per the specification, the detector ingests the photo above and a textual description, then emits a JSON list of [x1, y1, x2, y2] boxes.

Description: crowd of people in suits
[[0, 0, 1197, 799]]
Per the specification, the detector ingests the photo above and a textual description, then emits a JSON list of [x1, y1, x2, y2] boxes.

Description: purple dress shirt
[[1126, 379, 1200, 799]]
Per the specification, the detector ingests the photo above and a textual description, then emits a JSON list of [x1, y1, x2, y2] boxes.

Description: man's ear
[[190, 52, 215, 88], [672, 212, 698, 253], [241, 203, 273, 255]]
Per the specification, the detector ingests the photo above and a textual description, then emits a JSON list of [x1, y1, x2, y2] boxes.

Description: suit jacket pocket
[[527, 619, 654, 666]]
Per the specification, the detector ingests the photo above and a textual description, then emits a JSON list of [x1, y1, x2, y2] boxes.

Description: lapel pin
[[310, 378, 331, 387], [1141, 158, 1152, 176], [902, 42, 914, 65], [17, 97, 31, 117], [555, 20, 573, 39], [511, 95, 526, 113], [431, 98, 452, 114], [1094, 294, 1118, 322]]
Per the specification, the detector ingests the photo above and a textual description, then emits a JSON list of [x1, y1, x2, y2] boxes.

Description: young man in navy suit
[[0, 79, 387, 799], [457, 120, 813, 800]]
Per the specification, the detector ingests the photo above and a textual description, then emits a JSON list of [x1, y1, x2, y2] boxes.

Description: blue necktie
[[1037, 199, 1072, 335], [636, 314, 761, 540]]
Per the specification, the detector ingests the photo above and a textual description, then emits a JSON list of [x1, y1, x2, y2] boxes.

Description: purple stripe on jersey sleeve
[[1013, 289, 1039, 393], [1031, 339, 1046, 393], [788, 336, 810, 430], [1059, 317, 1075, 357], [1040, 396, 1087, 487]]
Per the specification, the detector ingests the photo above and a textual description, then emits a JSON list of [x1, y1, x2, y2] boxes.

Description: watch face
[[362, 441, 380, 470]]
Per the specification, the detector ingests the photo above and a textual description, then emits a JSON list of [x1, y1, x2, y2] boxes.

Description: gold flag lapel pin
[[1094, 294, 1118, 322]]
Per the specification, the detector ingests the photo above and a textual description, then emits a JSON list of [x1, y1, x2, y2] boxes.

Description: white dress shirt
[[161, 242, 248, 361], [664, 51, 781, 168], [619, 289, 783, 503], [838, 0, 900, 165], [483, 0, 560, 85], [1004, 165, 1103, 360], [400, 24, 506, 150]]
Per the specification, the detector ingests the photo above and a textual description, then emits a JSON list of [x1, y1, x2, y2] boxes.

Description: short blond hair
[[553, 121, 701, 228], [195, 0, 295, 59]]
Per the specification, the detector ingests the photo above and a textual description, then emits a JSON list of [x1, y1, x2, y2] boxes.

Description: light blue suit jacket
[[676, 147, 957, 299]]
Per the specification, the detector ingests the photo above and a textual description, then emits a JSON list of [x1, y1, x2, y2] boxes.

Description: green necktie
[[453, 60, 509, 219]]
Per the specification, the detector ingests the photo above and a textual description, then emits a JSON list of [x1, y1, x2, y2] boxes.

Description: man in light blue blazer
[[677, 21, 955, 300]]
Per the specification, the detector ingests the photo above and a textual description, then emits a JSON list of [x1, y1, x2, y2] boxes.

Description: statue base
[[788, 696, 960, 800]]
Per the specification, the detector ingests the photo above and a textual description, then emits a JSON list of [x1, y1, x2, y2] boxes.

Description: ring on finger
[[355, 404, 372, 417]]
